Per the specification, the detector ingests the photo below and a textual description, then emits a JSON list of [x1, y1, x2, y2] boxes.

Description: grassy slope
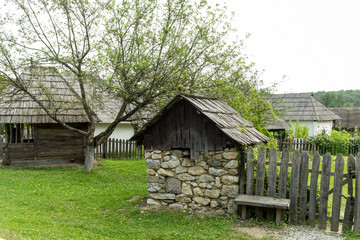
[[0, 159, 253, 240]]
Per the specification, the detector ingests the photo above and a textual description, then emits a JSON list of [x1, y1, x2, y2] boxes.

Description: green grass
[[0, 159, 255, 240]]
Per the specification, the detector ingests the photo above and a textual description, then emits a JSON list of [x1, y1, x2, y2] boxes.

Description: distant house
[[330, 107, 360, 136], [269, 93, 341, 137], [0, 66, 133, 166]]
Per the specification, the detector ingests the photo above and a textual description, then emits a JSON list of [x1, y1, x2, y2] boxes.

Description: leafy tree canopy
[[313, 89, 360, 108], [0, 0, 275, 171]]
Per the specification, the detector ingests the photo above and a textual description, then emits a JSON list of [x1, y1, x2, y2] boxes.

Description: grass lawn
[[0, 159, 255, 240]]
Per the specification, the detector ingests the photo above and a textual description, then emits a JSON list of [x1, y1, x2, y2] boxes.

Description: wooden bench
[[235, 194, 291, 224]]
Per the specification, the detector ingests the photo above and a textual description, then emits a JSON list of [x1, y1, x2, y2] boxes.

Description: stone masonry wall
[[145, 148, 240, 214]]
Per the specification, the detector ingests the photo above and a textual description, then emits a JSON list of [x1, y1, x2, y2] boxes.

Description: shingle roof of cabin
[[0, 67, 124, 124], [268, 93, 341, 121], [331, 107, 360, 129], [266, 118, 291, 130], [132, 94, 269, 145]]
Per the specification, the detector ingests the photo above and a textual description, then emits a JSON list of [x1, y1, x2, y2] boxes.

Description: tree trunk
[[84, 144, 95, 172]]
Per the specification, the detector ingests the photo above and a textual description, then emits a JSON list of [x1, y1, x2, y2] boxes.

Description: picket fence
[[95, 138, 144, 159], [279, 138, 359, 156], [239, 147, 360, 232]]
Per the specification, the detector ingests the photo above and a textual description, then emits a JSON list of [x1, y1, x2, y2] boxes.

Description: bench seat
[[235, 194, 291, 224]]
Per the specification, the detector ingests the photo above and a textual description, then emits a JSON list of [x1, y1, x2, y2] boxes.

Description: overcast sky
[[219, 0, 360, 93]]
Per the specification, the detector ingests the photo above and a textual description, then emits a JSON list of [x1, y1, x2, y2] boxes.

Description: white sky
[[219, 0, 360, 93]]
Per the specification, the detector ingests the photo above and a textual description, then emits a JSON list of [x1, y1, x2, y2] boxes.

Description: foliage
[[0, 159, 254, 240], [313, 90, 360, 108], [285, 121, 309, 140], [0, 0, 257, 172], [195, 70, 279, 149], [307, 129, 360, 156]]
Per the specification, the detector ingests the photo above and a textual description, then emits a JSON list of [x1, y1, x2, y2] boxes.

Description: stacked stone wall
[[145, 148, 240, 214]]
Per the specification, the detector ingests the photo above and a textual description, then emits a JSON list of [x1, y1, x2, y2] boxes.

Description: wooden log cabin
[[0, 67, 89, 166], [131, 94, 269, 159]]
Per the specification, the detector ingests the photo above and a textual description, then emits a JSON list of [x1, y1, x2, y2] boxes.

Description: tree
[[0, 0, 256, 172]]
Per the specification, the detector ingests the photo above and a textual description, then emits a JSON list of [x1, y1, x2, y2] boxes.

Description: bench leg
[[242, 205, 247, 220], [275, 208, 281, 225]]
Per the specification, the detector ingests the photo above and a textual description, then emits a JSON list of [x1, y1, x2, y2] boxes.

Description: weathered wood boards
[[298, 151, 309, 225], [354, 153, 360, 233], [4, 123, 86, 166], [289, 150, 300, 224], [318, 153, 332, 229], [238, 147, 359, 232], [255, 147, 266, 218], [235, 194, 290, 225], [96, 138, 143, 159], [308, 152, 321, 227], [331, 155, 345, 232]]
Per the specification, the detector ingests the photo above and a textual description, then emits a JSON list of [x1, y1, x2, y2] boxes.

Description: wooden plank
[[246, 147, 254, 196], [246, 146, 254, 218], [354, 152, 360, 233], [318, 152, 332, 229], [289, 150, 300, 225], [298, 151, 309, 225], [348, 154, 356, 196], [239, 148, 245, 194], [235, 194, 290, 209], [343, 196, 355, 231], [331, 154, 345, 232], [110, 138, 114, 158], [255, 147, 266, 218], [267, 148, 277, 220], [115, 139, 119, 159], [279, 148, 289, 199], [309, 151, 321, 227], [268, 148, 278, 197], [126, 140, 129, 159], [238, 147, 246, 216]]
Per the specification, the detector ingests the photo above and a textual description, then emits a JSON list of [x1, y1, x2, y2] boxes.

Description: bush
[[308, 129, 360, 155]]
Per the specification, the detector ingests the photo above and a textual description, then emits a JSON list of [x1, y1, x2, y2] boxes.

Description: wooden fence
[[95, 138, 144, 159], [239, 147, 360, 232], [279, 138, 359, 156]]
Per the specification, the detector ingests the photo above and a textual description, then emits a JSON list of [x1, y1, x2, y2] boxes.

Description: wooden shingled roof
[[0, 67, 89, 124], [0, 66, 125, 124], [132, 94, 269, 145], [331, 107, 360, 129], [268, 93, 341, 121]]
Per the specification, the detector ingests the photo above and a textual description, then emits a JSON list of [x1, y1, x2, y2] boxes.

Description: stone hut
[[131, 94, 268, 214]]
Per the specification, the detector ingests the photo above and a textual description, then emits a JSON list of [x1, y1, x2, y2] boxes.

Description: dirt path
[[235, 221, 344, 239]]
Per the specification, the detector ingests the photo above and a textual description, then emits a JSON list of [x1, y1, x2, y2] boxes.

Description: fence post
[[278, 149, 289, 200], [298, 151, 309, 225], [246, 147, 254, 218], [289, 150, 301, 224], [255, 147, 266, 218], [344, 154, 356, 231], [267, 148, 277, 220], [330, 154, 345, 232], [309, 152, 321, 227], [318, 153, 332, 229], [354, 152, 360, 233]]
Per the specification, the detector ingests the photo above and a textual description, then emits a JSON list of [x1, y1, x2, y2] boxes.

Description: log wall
[[3, 123, 86, 166]]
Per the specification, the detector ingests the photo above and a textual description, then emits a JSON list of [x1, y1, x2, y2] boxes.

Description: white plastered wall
[[315, 121, 333, 135], [94, 122, 134, 140]]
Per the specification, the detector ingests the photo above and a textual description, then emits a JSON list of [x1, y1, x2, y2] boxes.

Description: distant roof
[[0, 66, 126, 124], [331, 107, 360, 129], [268, 93, 341, 121], [132, 94, 269, 145], [266, 118, 291, 130]]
